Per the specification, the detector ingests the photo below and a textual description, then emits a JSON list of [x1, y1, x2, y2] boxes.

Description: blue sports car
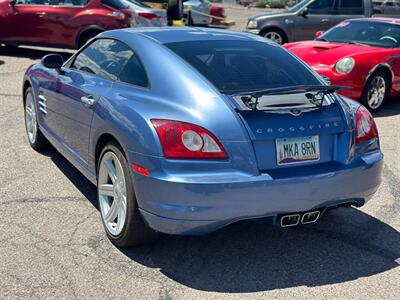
[[23, 27, 383, 246]]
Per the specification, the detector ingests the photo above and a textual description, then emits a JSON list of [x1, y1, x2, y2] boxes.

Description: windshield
[[288, 0, 313, 12], [318, 21, 400, 48], [165, 40, 321, 94]]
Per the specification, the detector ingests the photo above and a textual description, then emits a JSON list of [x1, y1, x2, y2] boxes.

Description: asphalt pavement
[[0, 45, 399, 300]]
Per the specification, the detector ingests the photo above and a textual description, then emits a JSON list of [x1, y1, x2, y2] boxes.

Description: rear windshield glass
[[165, 40, 321, 94]]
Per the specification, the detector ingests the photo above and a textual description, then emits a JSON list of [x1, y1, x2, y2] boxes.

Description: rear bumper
[[132, 151, 383, 235]]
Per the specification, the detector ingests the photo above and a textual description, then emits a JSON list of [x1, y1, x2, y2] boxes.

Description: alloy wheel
[[98, 152, 128, 237], [25, 92, 37, 145], [264, 31, 283, 44], [367, 76, 386, 110]]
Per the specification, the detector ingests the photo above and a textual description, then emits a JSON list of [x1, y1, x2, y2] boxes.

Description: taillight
[[138, 12, 160, 20], [151, 119, 228, 160], [355, 106, 378, 144]]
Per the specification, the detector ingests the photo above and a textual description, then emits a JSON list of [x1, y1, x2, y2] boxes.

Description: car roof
[[348, 17, 400, 24], [104, 27, 270, 45]]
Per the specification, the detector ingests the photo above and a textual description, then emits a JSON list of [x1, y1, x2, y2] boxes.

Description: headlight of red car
[[335, 57, 355, 74]]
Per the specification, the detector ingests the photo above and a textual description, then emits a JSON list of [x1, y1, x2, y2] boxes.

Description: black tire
[[261, 28, 287, 45], [77, 30, 102, 49], [97, 141, 159, 247], [361, 70, 389, 112], [24, 87, 49, 151], [3, 44, 18, 51], [167, 0, 183, 21]]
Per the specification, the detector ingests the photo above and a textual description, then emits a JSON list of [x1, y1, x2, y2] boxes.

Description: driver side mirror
[[9, 0, 16, 6], [299, 7, 308, 17], [41, 54, 64, 70], [315, 31, 324, 38]]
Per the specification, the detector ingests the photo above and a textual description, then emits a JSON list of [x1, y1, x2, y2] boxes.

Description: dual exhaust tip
[[280, 211, 321, 227]]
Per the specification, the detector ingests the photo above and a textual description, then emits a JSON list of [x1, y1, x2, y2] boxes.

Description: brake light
[[138, 12, 161, 20], [355, 106, 378, 144], [151, 119, 228, 160]]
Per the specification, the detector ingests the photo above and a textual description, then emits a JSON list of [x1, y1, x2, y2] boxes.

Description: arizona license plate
[[276, 136, 320, 166]]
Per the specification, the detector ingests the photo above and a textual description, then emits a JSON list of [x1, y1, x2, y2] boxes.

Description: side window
[[308, 0, 335, 14], [118, 55, 149, 88], [15, 0, 50, 4], [101, 0, 129, 9], [57, 0, 91, 5], [338, 0, 363, 14], [71, 39, 133, 81]]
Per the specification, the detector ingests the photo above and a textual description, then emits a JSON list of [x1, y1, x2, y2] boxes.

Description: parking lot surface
[[0, 45, 399, 299]]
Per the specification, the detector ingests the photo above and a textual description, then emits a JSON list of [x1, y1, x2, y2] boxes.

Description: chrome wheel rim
[[25, 92, 37, 144], [264, 31, 283, 44], [98, 152, 127, 237], [367, 76, 386, 109]]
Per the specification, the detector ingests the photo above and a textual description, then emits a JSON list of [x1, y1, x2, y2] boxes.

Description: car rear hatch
[[225, 90, 352, 176]]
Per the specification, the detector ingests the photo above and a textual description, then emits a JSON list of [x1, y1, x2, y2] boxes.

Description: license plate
[[276, 136, 320, 166]]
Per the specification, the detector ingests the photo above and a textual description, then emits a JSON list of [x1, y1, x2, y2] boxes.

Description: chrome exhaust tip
[[280, 214, 301, 227], [301, 211, 320, 225]]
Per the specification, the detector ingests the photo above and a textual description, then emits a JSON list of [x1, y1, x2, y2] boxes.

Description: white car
[[183, 0, 212, 26], [123, 0, 168, 26]]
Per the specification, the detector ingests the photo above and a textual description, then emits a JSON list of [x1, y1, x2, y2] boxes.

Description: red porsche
[[284, 18, 400, 112]]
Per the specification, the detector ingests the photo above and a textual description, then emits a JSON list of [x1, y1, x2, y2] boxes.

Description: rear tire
[[24, 87, 49, 151], [361, 70, 389, 112], [97, 142, 159, 247], [77, 30, 102, 49]]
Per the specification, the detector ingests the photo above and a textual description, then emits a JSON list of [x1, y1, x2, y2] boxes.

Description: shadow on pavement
[[42, 145, 400, 293], [374, 98, 400, 118], [39, 147, 98, 209], [122, 208, 400, 292], [0, 46, 73, 61]]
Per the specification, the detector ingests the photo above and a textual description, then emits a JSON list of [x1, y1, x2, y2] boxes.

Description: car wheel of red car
[[362, 70, 389, 112], [77, 30, 103, 49], [261, 29, 287, 45]]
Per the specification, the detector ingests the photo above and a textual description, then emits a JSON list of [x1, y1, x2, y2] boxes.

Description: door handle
[[321, 19, 329, 22], [36, 12, 46, 18], [81, 95, 96, 106]]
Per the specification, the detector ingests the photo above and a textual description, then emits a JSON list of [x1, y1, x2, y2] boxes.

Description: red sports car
[[284, 18, 400, 112]]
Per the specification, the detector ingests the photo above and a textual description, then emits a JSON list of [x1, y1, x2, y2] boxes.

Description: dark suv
[[245, 0, 382, 44]]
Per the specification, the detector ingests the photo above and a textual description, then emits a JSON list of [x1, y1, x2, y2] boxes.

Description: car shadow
[[39, 147, 98, 209], [0, 46, 73, 61], [43, 147, 400, 293], [374, 97, 400, 118]]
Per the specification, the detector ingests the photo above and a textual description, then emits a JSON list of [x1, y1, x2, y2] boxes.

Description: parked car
[[210, 4, 226, 25], [23, 28, 383, 246], [123, 0, 168, 26], [245, 0, 391, 44], [0, 0, 135, 49], [285, 18, 400, 111], [374, 0, 400, 14], [183, 0, 212, 26], [143, 0, 183, 23]]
